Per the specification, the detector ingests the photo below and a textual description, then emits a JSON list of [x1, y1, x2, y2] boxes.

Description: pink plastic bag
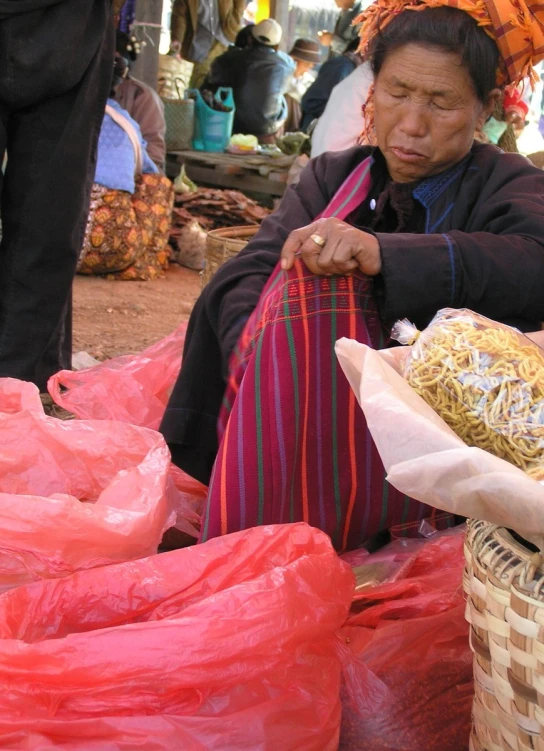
[[341, 538, 424, 597], [48, 323, 187, 431], [47, 325, 207, 530], [0, 523, 354, 750], [0, 379, 185, 590], [338, 530, 473, 751]]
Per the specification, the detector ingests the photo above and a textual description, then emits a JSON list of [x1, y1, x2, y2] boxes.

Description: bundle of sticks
[[171, 188, 270, 232], [169, 188, 270, 271]]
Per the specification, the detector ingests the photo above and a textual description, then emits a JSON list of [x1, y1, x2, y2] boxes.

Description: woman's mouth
[[390, 147, 427, 163]]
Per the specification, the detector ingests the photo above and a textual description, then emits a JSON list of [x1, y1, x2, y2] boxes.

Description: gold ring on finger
[[310, 233, 326, 248]]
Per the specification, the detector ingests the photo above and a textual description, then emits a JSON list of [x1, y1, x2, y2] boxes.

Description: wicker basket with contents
[[336, 309, 544, 751]]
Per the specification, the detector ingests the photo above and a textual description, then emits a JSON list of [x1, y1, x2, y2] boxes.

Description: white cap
[[251, 19, 282, 47]]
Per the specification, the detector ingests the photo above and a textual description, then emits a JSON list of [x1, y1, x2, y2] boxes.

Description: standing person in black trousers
[[0, 0, 121, 391]]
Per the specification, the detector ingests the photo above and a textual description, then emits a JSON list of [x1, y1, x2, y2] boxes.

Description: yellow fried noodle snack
[[393, 309, 544, 478]]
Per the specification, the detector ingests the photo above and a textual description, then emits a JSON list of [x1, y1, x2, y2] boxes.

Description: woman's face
[[374, 43, 497, 183], [294, 59, 315, 77]]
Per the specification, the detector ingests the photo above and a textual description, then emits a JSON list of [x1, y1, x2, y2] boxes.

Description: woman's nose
[[398, 103, 429, 138]]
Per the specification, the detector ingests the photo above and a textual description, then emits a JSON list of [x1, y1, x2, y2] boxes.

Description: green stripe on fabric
[[201, 487, 211, 541], [254, 327, 265, 525], [221, 394, 232, 414], [379, 479, 389, 531], [284, 288, 300, 524], [331, 161, 371, 218], [330, 279, 342, 546]]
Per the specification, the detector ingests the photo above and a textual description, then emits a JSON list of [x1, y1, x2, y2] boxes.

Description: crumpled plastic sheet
[[0, 378, 185, 590], [48, 323, 187, 431], [48, 324, 208, 534], [0, 523, 354, 751], [337, 529, 473, 751]]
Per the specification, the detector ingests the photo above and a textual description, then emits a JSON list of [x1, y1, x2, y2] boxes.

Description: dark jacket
[[208, 44, 295, 136], [301, 55, 358, 130], [160, 143, 544, 484], [0, 0, 124, 15]]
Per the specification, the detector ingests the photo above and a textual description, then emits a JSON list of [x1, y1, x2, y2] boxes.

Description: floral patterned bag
[[78, 107, 173, 281]]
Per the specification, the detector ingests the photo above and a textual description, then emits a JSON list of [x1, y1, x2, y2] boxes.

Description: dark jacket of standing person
[[207, 19, 295, 137], [301, 40, 361, 130], [0, 0, 119, 390]]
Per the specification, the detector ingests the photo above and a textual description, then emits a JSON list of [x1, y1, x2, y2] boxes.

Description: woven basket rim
[[207, 225, 260, 240], [467, 520, 544, 598]]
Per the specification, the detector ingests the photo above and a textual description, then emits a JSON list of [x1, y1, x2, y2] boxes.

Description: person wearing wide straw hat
[[285, 38, 321, 131], [207, 18, 295, 141], [162, 0, 544, 553]]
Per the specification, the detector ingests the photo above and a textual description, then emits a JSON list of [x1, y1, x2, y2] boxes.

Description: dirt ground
[[73, 265, 201, 361]]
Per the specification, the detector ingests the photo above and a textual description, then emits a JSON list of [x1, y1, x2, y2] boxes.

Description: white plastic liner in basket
[[335, 338, 544, 551]]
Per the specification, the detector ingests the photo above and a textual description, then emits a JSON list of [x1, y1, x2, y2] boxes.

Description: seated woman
[[284, 38, 321, 132], [115, 31, 167, 171], [161, 0, 544, 551], [78, 58, 173, 281]]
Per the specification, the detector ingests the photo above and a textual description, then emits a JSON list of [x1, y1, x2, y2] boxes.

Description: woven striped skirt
[[200, 260, 448, 551]]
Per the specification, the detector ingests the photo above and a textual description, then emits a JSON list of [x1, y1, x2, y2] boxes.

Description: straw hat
[[289, 38, 321, 64]]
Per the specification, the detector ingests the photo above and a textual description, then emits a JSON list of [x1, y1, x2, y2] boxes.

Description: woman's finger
[[281, 222, 323, 270], [318, 238, 359, 275], [298, 238, 325, 275], [280, 232, 303, 271]]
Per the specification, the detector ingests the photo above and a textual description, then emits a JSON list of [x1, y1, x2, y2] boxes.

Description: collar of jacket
[[369, 147, 473, 234]]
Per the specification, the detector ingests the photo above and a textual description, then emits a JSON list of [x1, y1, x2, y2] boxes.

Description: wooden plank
[[270, 0, 290, 51], [183, 164, 287, 196], [169, 149, 296, 171]]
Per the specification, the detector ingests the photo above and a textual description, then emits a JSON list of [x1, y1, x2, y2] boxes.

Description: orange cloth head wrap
[[356, 0, 544, 86]]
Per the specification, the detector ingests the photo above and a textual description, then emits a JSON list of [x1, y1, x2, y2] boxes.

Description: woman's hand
[[280, 218, 382, 277], [169, 40, 182, 59], [317, 30, 333, 47]]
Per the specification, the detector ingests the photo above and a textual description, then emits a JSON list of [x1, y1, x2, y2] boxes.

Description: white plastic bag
[[335, 338, 544, 550]]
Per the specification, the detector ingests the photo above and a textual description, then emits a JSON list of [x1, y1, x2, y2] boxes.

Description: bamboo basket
[[201, 225, 259, 288], [464, 519, 544, 751]]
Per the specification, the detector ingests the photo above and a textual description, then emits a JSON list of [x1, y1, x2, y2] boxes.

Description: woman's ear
[[477, 88, 502, 130]]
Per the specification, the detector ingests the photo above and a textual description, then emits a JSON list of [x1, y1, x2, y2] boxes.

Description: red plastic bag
[[0, 378, 185, 590], [47, 324, 207, 528], [48, 323, 187, 431], [0, 523, 354, 750], [341, 538, 424, 597], [338, 530, 473, 751]]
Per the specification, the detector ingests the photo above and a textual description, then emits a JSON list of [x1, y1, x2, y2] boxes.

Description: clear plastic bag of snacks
[[392, 308, 544, 480], [335, 332, 544, 551]]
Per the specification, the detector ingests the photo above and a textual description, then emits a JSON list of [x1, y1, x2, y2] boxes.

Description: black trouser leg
[[0, 1, 114, 390]]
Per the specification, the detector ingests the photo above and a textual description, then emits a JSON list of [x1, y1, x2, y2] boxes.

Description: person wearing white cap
[[207, 18, 295, 141], [250, 18, 282, 46]]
